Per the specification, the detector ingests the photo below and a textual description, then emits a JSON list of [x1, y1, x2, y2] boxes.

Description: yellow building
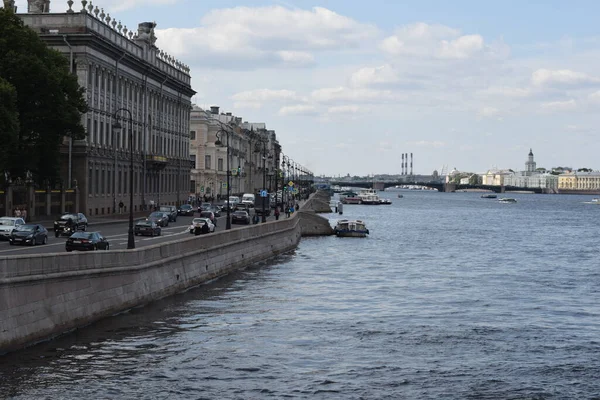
[[558, 172, 600, 192]]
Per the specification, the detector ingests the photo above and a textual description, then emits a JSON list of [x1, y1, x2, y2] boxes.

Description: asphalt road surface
[[0, 213, 279, 257]]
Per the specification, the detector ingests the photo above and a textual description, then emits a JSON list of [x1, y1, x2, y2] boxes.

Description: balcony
[[146, 154, 168, 171]]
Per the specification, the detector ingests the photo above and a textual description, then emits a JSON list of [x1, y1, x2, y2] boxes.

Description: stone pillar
[[45, 187, 52, 216], [28, 184, 35, 221], [61, 188, 66, 214]]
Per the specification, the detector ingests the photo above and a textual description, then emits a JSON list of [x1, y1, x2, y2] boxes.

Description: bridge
[[327, 180, 545, 194]]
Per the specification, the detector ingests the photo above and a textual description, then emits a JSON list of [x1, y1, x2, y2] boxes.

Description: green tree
[[0, 8, 87, 184], [0, 77, 19, 175]]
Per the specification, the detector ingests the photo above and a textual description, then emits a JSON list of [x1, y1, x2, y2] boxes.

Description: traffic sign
[[260, 190, 268, 197], [222, 182, 227, 188], [288, 181, 294, 187], [200, 186, 204, 192]]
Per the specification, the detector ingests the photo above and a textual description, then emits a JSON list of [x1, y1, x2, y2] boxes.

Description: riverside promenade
[[0, 191, 333, 354]]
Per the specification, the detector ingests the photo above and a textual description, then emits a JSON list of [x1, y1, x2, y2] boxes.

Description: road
[[0, 212, 280, 257]]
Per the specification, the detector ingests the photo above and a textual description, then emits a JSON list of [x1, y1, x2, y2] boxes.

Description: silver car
[[0, 217, 26, 240]]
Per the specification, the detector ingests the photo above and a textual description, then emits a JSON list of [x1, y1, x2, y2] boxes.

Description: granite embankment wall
[[0, 194, 333, 354]]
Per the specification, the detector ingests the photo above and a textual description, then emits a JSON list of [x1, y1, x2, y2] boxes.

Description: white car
[[0, 217, 26, 240], [188, 217, 215, 234]]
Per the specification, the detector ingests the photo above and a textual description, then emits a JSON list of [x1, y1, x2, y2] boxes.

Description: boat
[[334, 219, 369, 237], [481, 194, 497, 199], [583, 198, 600, 205], [498, 198, 517, 203], [339, 191, 361, 204], [357, 188, 380, 205], [379, 199, 392, 205], [397, 194, 403, 198]]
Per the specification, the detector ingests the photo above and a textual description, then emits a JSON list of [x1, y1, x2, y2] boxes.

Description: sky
[[15, 0, 600, 176]]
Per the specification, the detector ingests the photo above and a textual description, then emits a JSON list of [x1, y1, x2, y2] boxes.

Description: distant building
[[481, 169, 512, 186], [558, 171, 600, 194], [503, 149, 558, 191]]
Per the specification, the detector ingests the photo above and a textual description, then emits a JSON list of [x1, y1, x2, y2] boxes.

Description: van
[[228, 196, 240, 206], [241, 193, 255, 207]]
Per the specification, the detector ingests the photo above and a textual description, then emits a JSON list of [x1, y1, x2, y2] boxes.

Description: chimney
[[210, 106, 219, 115], [401, 153, 405, 175], [410, 153, 413, 176]]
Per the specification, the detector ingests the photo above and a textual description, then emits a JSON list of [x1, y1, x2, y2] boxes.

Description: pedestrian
[[119, 200, 124, 214], [14, 208, 21, 217], [285, 205, 290, 218], [274, 207, 280, 220], [201, 221, 210, 234], [252, 212, 259, 224], [21, 208, 27, 222]]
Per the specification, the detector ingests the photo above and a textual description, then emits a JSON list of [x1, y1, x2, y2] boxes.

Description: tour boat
[[334, 219, 369, 238], [498, 198, 517, 203], [339, 191, 361, 204], [357, 188, 380, 205]]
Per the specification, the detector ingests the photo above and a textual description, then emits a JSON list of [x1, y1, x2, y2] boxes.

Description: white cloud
[[379, 23, 488, 60], [155, 6, 379, 69], [532, 69, 600, 88], [411, 140, 447, 148], [540, 99, 577, 112], [479, 106, 501, 118], [439, 34, 484, 59], [278, 105, 318, 116], [588, 90, 600, 102], [350, 64, 398, 87], [311, 86, 397, 103], [327, 105, 368, 114], [231, 89, 299, 109], [483, 86, 531, 97]]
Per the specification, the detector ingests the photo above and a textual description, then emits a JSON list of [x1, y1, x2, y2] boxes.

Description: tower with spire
[[525, 148, 536, 175]]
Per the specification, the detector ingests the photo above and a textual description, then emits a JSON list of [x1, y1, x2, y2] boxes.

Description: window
[[218, 158, 223, 171], [190, 180, 196, 194], [190, 155, 196, 169], [190, 130, 196, 140], [205, 155, 211, 169]]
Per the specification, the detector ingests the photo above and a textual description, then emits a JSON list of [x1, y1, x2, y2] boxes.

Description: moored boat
[[339, 191, 361, 204], [334, 219, 369, 237], [357, 188, 380, 205]]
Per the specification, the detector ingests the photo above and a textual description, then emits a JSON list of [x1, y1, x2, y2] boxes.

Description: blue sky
[[16, 0, 600, 176]]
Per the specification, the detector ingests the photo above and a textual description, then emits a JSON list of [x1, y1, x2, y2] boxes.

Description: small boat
[[379, 199, 392, 205], [498, 198, 517, 203], [583, 198, 600, 205], [339, 191, 361, 204], [481, 194, 497, 199], [334, 219, 369, 237], [397, 194, 403, 198]]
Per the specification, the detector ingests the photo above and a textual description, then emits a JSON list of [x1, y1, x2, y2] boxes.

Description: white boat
[[583, 198, 600, 205], [334, 219, 369, 237], [357, 188, 380, 205], [498, 198, 517, 203]]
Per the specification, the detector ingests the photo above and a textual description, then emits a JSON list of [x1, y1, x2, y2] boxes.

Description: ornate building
[[189, 106, 279, 200], [525, 148, 536, 175], [17, 0, 195, 216]]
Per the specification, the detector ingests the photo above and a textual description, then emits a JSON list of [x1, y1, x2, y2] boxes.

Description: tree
[[0, 77, 19, 175], [0, 8, 87, 184]]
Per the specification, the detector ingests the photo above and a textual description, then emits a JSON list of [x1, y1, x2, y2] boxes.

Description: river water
[[2, 190, 600, 399]]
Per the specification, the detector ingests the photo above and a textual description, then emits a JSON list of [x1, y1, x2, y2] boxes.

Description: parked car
[[0, 217, 26, 240], [54, 213, 88, 237], [148, 211, 169, 227], [159, 205, 178, 222], [188, 217, 215, 234], [177, 204, 195, 216], [8, 224, 48, 246], [65, 231, 110, 252], [231, 210, 251, 225], [134, 219, 162, 236]]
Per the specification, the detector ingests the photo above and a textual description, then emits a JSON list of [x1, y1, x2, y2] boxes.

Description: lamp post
[[112, 108, 135, 249], [215, 127, 232, 230]]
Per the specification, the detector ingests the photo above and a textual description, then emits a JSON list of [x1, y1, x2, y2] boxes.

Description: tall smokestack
[[405, 153, 408, 175], [401, 153, 404, 175], [410, 153, 413, 176]]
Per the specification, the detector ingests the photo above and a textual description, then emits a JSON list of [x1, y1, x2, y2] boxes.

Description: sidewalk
[[32, 211, 151, 231]]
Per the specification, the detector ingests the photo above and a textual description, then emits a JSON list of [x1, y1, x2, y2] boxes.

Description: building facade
[[502, 149, 558, 191], [558, 171, 600, 194], [189, 106, 279, 201], [18, 0, 195, 216]]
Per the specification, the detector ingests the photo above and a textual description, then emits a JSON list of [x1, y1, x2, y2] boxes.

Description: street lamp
[[215, 125, 233, 230], [112, 108, 135, 250]]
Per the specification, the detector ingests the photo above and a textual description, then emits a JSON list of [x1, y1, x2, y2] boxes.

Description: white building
[[503, 149, 558, 190]]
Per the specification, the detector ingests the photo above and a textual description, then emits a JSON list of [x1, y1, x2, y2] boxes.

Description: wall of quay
[[0, 193, 333, 355]]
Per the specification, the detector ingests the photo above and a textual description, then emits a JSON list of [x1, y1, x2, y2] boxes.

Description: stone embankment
[[0, 191, 333, 354]]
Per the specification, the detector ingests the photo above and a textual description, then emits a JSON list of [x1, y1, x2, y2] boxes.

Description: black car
[[159, 205, 178, 222], [231, 210, 250, 225], [66, 231, 109, 252], [134, 220, 162, 236], [177, 204, 195, 216], [54, 213, 88, 237], [210, 206, 221, 217], [148, 211, 169, 227], [9, 224, 48, 246]]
